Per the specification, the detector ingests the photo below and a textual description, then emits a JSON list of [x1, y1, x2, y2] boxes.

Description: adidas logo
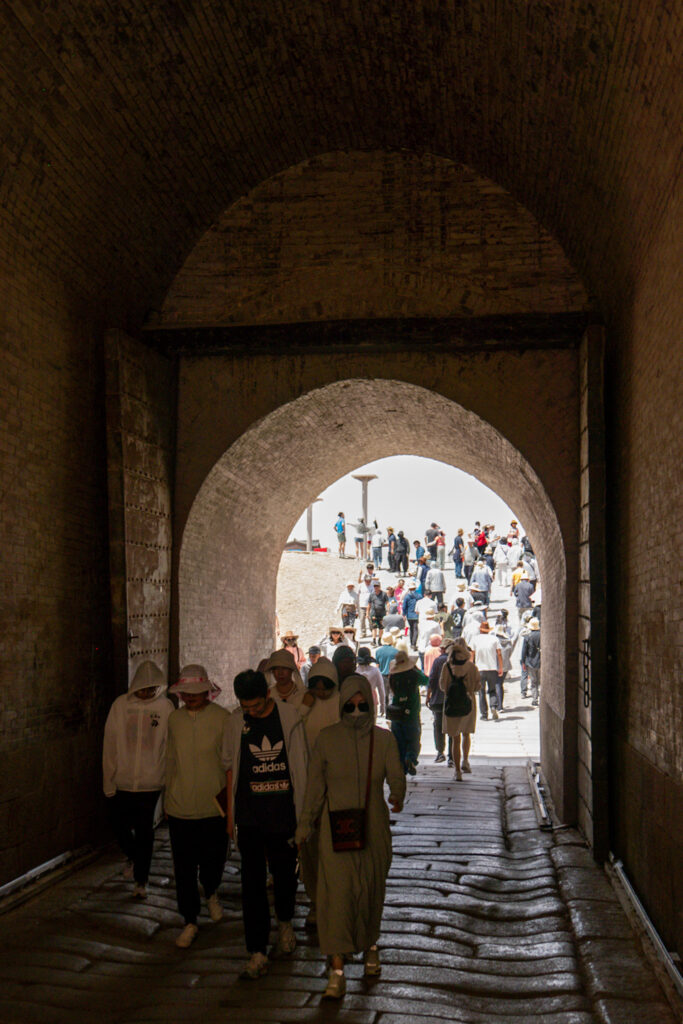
[[249, 736, 284, 762]]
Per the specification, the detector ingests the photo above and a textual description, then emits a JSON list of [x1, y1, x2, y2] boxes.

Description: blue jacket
[[402, 591, 420, 620]]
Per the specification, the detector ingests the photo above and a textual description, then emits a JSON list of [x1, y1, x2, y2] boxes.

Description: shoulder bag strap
[[363, 727, 375, 810]]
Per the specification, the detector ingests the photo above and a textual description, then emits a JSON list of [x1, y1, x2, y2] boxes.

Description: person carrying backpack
[[438, 638, 481, 782]]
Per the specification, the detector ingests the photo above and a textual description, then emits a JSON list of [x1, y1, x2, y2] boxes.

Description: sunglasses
[[343, 700, 370, 713]]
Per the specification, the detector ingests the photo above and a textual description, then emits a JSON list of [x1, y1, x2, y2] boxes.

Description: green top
[[389, 668, 428, 721]]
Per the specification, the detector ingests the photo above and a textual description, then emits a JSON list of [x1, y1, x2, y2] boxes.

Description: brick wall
[[175, 349, 579, 822], [0, 267, 112, 885], [154, 151, 591, 328], [607, 185, 683, 954]]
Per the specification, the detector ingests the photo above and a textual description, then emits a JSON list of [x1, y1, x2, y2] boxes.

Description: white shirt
[[336, 587, 360, 613], [371, 530, 384, 547], [471, 633, 501, 671], [102, 690, 174, 796], [415, 596, 437, 622]]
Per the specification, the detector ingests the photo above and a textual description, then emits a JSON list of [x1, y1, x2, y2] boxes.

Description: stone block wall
[[607, 186, 683, 955], [0, 269, 112, 886]]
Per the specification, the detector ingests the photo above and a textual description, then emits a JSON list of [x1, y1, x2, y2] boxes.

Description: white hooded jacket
[[102, 661, 173, 797]]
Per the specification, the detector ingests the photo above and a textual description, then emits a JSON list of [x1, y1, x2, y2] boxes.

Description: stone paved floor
[[0, 765, 676, 1024]]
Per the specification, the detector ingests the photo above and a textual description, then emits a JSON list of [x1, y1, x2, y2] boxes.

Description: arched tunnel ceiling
[[1, 2, 680, 326], [154, 152, 593, 328]]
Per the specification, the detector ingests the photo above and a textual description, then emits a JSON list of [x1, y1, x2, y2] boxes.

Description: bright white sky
[[287, 455, 523, 550]]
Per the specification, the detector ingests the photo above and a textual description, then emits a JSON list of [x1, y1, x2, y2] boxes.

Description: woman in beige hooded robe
[[295, 674, 405, 999]]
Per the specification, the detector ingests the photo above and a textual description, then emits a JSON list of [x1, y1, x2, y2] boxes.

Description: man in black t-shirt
[[227, 670, 308, 980], [368, 581, 389, 645]]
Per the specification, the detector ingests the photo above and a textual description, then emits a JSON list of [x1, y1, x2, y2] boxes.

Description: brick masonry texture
[[154, 151, 593, 327], [0, 0, 680, 955]]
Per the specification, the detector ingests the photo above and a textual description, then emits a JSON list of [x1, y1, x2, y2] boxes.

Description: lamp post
[[306, 498, 322, 554], [352, 473, 378, 536]]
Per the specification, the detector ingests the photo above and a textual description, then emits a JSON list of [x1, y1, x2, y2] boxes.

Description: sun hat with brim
[[170, 664, 213, 694], [528, 618, 540, 631], [264, 649, 298, 672], [480, 622, 491, 633], [343, 625, 357, 637], [281, 630, 299, 641], [408, 580, 417, 589], [380, 633, 394, 645], [389, 650, 419, 674], [328, 624, 344, 635]]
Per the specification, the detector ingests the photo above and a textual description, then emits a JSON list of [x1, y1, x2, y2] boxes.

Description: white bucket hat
[[170, 664, 214, 694]]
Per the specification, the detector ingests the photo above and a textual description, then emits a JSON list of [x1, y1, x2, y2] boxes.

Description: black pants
[[430, 707, 453, 758], [237, 826, 298, 954], [108, 789, 161, 884], [397, 552, 409, 573], [168, 815, 228, 924], [408, 619, 419, 647]]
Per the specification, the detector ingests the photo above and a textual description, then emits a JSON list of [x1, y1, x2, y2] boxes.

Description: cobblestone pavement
[[0, 765, 676, 1024]]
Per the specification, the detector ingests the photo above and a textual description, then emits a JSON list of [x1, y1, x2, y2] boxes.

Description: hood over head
[[129, 660, 166, 698], [306, 656, 338, 688], [338, 673, 375, 734], [448, 639, 471, 671]]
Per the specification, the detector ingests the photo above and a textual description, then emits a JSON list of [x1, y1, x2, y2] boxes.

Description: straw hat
[[528, 618, 540, 631], [480, 621, 491, 633], [389, 650, 419, 674], [264, 649, 298, 672], [380, 632, 394, 645], [281, 630, 299, 642]]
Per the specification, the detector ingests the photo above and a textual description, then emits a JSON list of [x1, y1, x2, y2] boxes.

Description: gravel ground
[[276, 550, 370, 650]]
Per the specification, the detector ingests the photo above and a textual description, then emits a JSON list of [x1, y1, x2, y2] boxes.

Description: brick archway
[[178, 377, 566, 787]]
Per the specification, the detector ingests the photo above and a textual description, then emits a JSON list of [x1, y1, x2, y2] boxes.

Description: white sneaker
[[175, 923, 198, 948], [133, 883, 147, 899], [461, 760, 472, 773], [240, 951, 269, 979], [322, 968, 346, 999], [275, 920, 296, 955], [207, 893, 223, 922], [364, 945, 381, 976]]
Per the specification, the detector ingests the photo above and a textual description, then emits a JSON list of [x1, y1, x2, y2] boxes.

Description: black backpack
[[444, 666, 473, 717]]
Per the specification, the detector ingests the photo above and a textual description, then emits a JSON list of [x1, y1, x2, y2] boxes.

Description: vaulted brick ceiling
[[1, 2, 679, 326]]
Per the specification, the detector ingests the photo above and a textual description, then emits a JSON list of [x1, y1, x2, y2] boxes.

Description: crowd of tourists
[[102, 517, 541, 1000]]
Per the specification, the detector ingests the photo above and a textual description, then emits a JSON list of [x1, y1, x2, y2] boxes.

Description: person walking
[[470, 622, 503, 721], [280, 630, 306, 671], [102, 660, 173, 898], [435, 530, 446, 570], [370, 525, 384, 568], [395, 531, 410, 574], [300, 645, 322, 688], [264, 648, 306, 709], [463, 536, 477, 583], [387, 650, 426, 776], [513, 571, 535, 625], [425, 640, 453, 765], [439, 639, 481, 781], [425, 561, 447, 607], [334, 513, 346, 558], [402, 580, 420, 649], [295, 675, 405, 999], [521, 618, 542, 706], [165, 665, 231, 948], [356, 646, 386, 717], [368, 580, 388, 645], [225, 669, 309, 979], [495, 624, 513, 710], [357, 573, 374, 639], [298, 657, 339, 931], [375, 632, 398, 696], [470, 560, 493, 608], [451, 528, 465, 578], [336, 581, 360, 628]]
